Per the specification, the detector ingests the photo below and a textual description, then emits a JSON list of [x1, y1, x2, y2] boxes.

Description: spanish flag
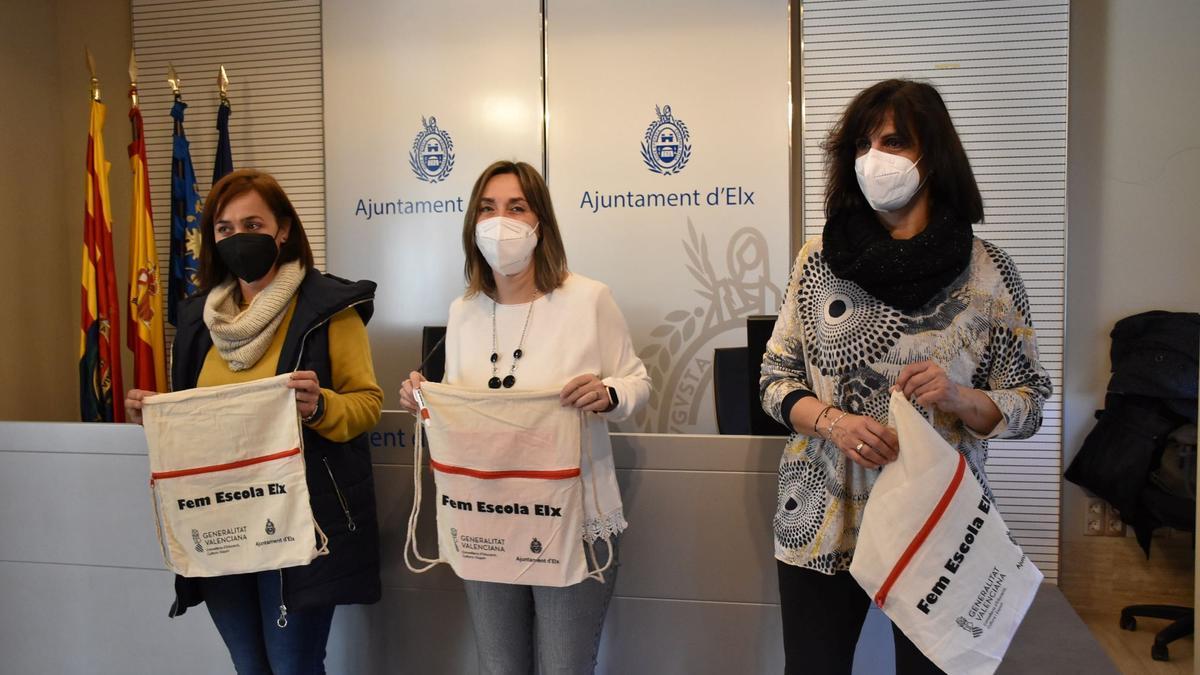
[[80, 99, 125, 422], [126, 101, 166, 392]]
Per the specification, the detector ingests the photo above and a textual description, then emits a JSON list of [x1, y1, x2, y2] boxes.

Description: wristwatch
[[603, 386, 619, 413]]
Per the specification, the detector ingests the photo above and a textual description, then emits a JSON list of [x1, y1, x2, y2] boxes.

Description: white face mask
[[854, 148, 926, 212], [475, 216, 538, 276]]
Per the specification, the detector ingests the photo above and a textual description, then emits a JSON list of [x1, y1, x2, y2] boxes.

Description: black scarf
[[822, 205, 974, 311]]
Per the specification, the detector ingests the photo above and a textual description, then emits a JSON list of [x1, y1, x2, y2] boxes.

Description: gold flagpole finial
[[85, 47, 101, 102], [167, 63, 181, 99], [128, 50, 139, 108], [217, 65, 230, 103]]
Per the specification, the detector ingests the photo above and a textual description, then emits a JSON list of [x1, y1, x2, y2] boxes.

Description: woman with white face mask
[[400, 160, 651, 674], [759, 80, 1052, 673]]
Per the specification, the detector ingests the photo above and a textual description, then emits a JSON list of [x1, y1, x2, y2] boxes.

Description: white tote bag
[[143, 373, 327, 577], [850, 390, 1042, 675], [405, 382, 612, 587]]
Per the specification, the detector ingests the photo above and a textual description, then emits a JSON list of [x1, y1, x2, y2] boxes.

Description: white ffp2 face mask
[[475, 216, 538, 276], [855, 148, 925, 212]]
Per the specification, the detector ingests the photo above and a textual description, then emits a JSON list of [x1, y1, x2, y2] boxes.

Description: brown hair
[[823, 79, 984, 224], [196, 168, 314, 292], [462, 161, 569, 298]]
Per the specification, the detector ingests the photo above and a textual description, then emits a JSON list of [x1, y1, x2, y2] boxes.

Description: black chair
[[713, 347, 750, 434], [420, 326, 446, 382], [1119, 606, 1192, 662], [1066, 311, 1198, 662], [710, 316, 792, 436], [1118, 450, 1195, 661], [746, 315, 790, 436], [1119, 568, 1194, 661]]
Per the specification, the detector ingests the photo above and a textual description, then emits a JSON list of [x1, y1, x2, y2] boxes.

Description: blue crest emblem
[[642, 104, 692, 175], [409, 116, 455, 183]]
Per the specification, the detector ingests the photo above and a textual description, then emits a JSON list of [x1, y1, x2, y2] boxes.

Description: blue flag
[[168, 99, 202, 326], [212, 100, 233, 186]]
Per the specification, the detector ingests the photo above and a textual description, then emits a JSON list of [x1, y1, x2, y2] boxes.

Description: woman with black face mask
[[759, 80, 1052, 673], [125, 168, 383, 675]]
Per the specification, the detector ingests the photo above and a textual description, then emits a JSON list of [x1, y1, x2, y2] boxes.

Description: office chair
[[420, 326, 446, 382], [746, 315, 790, 436], [1066, 311, 1199, 663], [713, 347, 750, 434], [1118, 429, 1196, 662]]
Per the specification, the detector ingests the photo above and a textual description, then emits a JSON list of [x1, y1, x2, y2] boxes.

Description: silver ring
[[855, 442, 865, 452]]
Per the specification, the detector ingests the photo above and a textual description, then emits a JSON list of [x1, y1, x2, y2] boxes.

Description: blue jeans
[[202, 571, 335, 675], [463, 536, 619, 675]]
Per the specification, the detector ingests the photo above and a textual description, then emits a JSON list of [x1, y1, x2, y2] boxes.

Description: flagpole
[[213, 66, 234, 185], [86, 47, 100, 102], [129, 52, 139, 140]]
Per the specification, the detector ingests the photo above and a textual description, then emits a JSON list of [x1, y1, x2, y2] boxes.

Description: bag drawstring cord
[[404, 414, 443, 573], [403, 392, 615, 582]]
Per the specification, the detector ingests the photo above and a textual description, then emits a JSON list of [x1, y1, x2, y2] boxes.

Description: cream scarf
[[203, 261, 306, 371]]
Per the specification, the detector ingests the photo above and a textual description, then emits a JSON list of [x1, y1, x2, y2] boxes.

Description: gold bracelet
[[814, 404, 834, 437]]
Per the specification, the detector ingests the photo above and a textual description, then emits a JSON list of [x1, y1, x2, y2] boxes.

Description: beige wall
[[1060, 5, 1199, 657], [0, 0, 133, 420], [3, 1, 1198, 528], [1063, 0, 1200, 541]]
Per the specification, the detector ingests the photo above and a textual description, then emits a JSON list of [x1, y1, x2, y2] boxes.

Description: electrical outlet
[[1105, 505, 1126, 536], [1085, 497, 1105, 536]]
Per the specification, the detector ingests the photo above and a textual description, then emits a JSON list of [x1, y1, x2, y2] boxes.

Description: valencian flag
[[168, 99, 203, 326], [212, 99, 233, 185], [127, 101, 166, 392], [80, 99, 125, 422]]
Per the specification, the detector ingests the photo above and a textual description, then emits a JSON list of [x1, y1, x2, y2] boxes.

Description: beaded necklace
[[488, 296, 537, 389]]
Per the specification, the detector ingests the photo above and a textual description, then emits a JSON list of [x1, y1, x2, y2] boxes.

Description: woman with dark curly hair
[[760, 79, 1052, 674]]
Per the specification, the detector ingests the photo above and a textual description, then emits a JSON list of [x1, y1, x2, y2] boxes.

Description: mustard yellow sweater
[[198, 298, 383, 442]]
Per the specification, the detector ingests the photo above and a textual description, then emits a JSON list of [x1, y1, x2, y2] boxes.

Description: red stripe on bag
[[873, 453, 967, 609], [429, 458, 580, 480], [151, 448, 302, 480]]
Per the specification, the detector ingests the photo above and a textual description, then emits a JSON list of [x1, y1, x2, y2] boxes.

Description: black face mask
[[216, 233, 279, 283]]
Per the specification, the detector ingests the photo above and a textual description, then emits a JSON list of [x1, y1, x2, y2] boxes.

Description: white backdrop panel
[[546, 0, 792, 433], [323, 0, 544, 404]]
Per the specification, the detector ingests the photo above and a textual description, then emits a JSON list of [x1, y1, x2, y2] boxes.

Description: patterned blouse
[[760, 236, 1052, 574]]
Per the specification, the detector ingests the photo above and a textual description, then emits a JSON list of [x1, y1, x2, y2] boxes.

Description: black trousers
[[778, 562, 945, 675]]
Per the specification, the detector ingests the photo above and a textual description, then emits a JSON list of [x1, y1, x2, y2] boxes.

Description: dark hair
[[462, 161, 569, 298], [823, 79, 984, 223], [196, 168, 314, 292]]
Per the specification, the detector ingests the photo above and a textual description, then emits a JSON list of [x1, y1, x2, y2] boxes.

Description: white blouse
[[443, 273, 652, 540]]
